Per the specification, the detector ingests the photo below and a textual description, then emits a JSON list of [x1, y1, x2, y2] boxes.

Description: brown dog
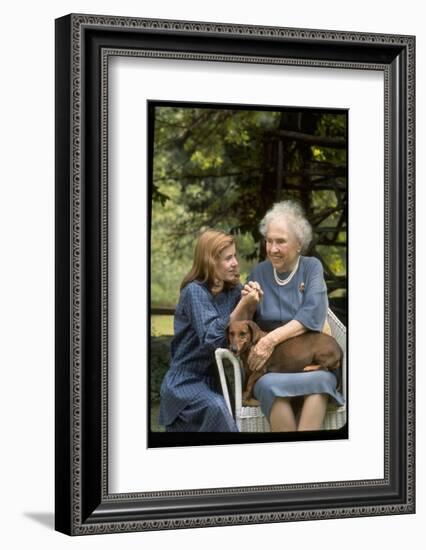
[[227, 320, 343, 402]]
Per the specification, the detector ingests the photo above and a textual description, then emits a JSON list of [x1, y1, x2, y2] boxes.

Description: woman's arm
[[267, 319, 307, 345], [230, 282, 263, 322], [183, 283, 261, 349], [293, 258, 328, 332], [248, 319, 307, 371], [183, 285, 230, 348]]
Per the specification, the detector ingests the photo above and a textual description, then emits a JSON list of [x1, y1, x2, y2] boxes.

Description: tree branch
[[266, 130, 347, 149]]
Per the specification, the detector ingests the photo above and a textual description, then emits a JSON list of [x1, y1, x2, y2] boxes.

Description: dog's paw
[[303, 364, 321, 372], [242, 397, 261, 407]]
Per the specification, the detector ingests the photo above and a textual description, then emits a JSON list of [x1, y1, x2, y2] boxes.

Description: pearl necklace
[[273, 256, 300, 286]]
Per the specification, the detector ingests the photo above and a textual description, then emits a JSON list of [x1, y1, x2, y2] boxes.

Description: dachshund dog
[[227, 320, 343, 403]]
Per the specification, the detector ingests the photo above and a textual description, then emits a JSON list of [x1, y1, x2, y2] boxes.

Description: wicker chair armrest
[[215, 348, 243, 417], [327, 308, 347, 401]]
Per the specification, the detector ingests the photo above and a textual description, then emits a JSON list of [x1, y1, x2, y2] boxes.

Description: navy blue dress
[[158, 281, 240, 432], [249, 257, 345, 418]]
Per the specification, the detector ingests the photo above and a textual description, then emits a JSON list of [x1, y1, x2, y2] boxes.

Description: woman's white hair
[[259, 200, 313, 253]]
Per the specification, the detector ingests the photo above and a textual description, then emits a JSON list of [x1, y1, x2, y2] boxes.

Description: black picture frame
[[55, 14, 415, 535]]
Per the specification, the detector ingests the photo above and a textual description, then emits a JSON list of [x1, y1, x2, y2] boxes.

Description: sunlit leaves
[[151, 106, 348, 310]]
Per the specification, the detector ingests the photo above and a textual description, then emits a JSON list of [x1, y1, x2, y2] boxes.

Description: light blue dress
[[248, 257, 345, 418], [158, 281, 240, 432]]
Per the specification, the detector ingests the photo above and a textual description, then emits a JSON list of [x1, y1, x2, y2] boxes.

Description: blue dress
[[158, 281, 240, 432], [249, 257, 345, 418]]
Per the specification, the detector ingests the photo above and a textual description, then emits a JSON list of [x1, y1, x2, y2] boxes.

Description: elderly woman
[[245, 200, 345, 432], [159, 229, 260, 432]]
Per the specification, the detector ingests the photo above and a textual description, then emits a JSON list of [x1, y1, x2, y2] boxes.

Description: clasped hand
[[241, 281, 263, 303], [248, 335, 274, 372], [240, 281, 273, 370]]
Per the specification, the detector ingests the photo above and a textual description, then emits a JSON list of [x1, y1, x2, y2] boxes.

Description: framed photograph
[[147, 99, 349, 449], [55, 14, 415, 535]]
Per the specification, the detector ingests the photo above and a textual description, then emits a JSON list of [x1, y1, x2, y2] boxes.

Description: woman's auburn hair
[[180, 229, 237, 291]]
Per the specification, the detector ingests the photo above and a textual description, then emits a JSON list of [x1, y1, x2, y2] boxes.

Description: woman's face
[[265, 219, 301, 272], [215, 244, 239, 284]]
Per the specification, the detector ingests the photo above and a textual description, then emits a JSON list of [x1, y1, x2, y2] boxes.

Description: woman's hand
[[240, 288, 261, 308], [248, 335, 275, 372], [241, 281, 263, 302], [230, 282, 263, 323]]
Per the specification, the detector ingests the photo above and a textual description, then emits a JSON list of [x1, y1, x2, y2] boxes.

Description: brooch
[[299, 282, 305, 293]]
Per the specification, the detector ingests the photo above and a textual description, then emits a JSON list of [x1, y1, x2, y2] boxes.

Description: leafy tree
[[151, 105, 347, 322]]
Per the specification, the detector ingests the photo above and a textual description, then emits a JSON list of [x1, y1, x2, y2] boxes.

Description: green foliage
[[151, 315, 174, 336], [150, 402, 165, 433], [150, 335, 172, 403], [151, 105, 348, 321]]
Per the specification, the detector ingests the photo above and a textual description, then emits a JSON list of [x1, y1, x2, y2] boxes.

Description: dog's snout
[[229, 344, 238, 354]]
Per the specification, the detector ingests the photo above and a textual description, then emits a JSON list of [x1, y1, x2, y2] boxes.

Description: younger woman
[[159, 229, 259, 432]]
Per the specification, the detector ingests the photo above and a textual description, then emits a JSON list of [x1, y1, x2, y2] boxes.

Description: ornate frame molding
[[55, 14, 415, 535]]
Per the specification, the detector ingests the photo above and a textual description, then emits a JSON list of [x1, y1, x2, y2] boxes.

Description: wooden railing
[[151, 307, 175, 316]]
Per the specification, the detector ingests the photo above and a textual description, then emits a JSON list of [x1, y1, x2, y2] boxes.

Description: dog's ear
[[246, 321, 263, 345]]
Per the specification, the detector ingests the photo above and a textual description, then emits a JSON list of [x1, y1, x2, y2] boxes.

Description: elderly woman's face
[[265, 220, 301, 272]]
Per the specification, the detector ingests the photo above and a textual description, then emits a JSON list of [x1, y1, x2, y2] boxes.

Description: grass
[[151, 315, 174, 336], [150, 315, 173, 432], [150, 402, 165, 432]]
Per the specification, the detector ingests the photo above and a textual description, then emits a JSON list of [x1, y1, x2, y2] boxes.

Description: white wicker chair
[[215, 309, 347, 432]]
